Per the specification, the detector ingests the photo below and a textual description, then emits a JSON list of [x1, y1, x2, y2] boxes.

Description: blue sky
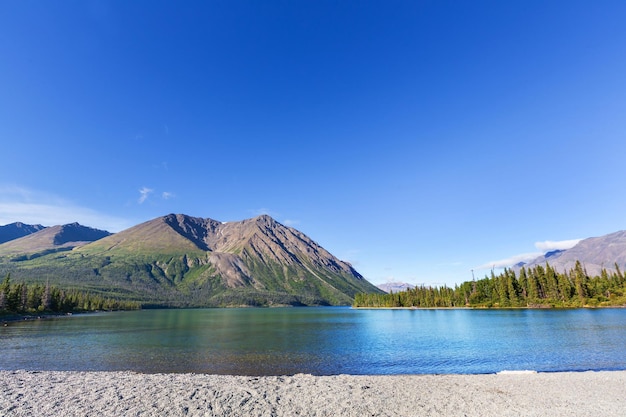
[[2, 1, 626, 287]]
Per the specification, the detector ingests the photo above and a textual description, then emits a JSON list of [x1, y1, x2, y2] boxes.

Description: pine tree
[[506, 269, 520, 306], [556, 271, 573, 303], [574, 261, 588, 303], [41, 280, 52, 311], [526, 268, 539, 302], [518, 267, 528, 301], [0, 274, 10, 311]]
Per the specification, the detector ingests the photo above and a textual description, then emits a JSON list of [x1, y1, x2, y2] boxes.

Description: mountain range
[[0, 222, 46, 244], [0, 222, 111, 258], [514, 230, 626, 276], [0, 214, 382, 307], [377, 281, 416, 293]]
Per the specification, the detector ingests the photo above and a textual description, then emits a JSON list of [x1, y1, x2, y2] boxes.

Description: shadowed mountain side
[[0, 223, 110, 256], [0, 222, 46, 244]]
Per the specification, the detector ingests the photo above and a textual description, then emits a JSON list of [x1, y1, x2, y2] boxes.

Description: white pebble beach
[[1, 370, 625, 416]]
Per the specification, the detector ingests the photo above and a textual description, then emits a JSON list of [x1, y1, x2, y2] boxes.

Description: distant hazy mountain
[[0, 214, 382, 307], [516, 230, 626, 276], [378, 281, 415, 293], [0, 222, 111, 257], [0, 222, 46, 244]]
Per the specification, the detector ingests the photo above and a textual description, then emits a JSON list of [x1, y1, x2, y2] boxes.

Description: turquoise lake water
[[1, 307, 625, 375]]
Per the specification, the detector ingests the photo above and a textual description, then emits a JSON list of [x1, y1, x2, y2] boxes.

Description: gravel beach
[[1, 370, 625, 416]]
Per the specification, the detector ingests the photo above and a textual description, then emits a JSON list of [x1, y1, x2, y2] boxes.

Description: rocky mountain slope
[[0, 214, 382, 306], [515, 230, 626, 276]]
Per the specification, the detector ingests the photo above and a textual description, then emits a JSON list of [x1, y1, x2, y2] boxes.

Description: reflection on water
[[2, 307, 626, 375]]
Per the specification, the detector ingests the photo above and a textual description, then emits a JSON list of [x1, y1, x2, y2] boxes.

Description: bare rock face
[[208, 252, 255, 288], [162, 214, 221, 251]]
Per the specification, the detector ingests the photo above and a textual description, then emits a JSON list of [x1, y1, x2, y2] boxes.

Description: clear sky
[[2, 1, 626, 287]]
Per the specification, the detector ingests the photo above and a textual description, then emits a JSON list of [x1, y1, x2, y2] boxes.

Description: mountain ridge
[[0, 213, 382, 306], [0, 222, 46, 244], [514, 230, 626, 276], [0, 223, 111, 257], [377, 281, 416, 293]]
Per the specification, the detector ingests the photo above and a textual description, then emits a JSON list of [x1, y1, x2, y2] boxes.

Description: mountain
[[514, 249, 565, 269], [0, 222, 46, 244], [515, 230, 626, 276], [378, 281, 415, 293], [0, 222, 111, 258], [0, 214, 383, 307]]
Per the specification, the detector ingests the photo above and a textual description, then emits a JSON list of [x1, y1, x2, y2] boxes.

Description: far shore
[[0, 311, 106, 325], [1, 312, 75, 324], [1, 370, 625, 416], [352, 304, 626, 310]]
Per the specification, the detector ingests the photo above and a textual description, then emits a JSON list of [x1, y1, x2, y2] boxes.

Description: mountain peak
[[0, 222, 47, 244], [77, 213, 378, 305], [378, 281, 416, 293], [1, 213, 382, 306], [52, 223, 111, 246], [0, 222, 111, 256], [243, 214, 278, 229]]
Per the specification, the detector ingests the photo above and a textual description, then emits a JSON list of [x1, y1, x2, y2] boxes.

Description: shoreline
[[0, 311, 91, 325], [2, 370, 625, 416], [352, 304, 626, 310]]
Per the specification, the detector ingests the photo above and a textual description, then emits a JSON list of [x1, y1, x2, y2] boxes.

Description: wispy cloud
[[282, 219, 300, 227], [138, 187, 175, 204], [0, 185, 132, 232], [535, 239, 581, 252], [138, 187, 154, 204], [476, 252, 544, 270], [476, 238, 583, 270]]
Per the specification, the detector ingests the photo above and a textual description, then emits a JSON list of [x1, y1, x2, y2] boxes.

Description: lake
[[2, 307, 625, 375]]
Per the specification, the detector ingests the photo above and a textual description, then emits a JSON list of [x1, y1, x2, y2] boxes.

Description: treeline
[[0, 274, 140, 315], [354, 261, 626, 308]]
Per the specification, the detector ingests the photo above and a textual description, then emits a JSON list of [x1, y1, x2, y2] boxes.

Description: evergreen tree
[[518, 267, 528, 300], [41, 280, 52, 311], [556, 272, 573, 303], [574, 261, 588, 302], [526, 268, 539, 303], [353, 258, 626, 308], [506, 269, 520, 306], [0, 274, 9, 311], [544, 264, 559, 300]]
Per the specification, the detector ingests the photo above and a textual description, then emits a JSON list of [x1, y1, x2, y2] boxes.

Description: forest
[[0, 274, 140, 317], [354, 261, 626, 308]]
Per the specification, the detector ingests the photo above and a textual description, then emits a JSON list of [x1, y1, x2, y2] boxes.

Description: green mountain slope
[[0, 214, 382, 306]]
